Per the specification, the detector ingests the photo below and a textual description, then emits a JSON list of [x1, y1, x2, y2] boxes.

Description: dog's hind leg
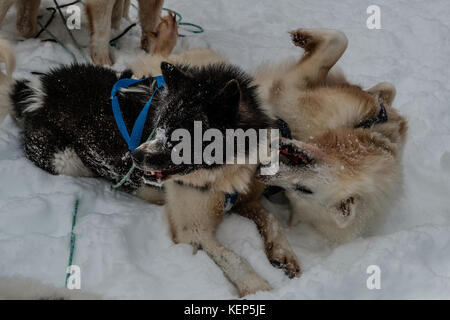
[[165, 181, 272, 297], [289, 28, 348, 87], [85, 0, 115, 65], [137, 0, 163, 53], [16, 0, 41, 38]]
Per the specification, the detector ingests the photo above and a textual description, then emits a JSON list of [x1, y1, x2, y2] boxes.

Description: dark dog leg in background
[[0, 0, 16, 26], [16, 0, 41, 38]]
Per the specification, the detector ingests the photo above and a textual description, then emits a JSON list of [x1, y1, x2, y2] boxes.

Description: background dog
[[0, 0, 174, 65], [256, 29, 408, 242]]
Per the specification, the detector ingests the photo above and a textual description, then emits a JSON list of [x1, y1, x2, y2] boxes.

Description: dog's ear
[[367, 82, 396, 106], [208, 79, 241, 122], [332, 196, 357, 228], [160, 62, 189, 91]]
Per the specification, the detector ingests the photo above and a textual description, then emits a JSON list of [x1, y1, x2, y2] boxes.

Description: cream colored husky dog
[[256, 29, 408, 242]]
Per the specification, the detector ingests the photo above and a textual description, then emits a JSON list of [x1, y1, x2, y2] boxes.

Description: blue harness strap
[[111, 75, 165, 151]]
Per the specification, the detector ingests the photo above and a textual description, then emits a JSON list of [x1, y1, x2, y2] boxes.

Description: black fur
[[11, 62, 274, 191], [133, 62, 274, 177]]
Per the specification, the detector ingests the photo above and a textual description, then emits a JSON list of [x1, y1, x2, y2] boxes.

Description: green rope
[[130, 3, 204, 37], [65, 198, 79, 287], [179, 22, 204, 35], [112, 164, 137, 189], [111, 129, 156, 189]]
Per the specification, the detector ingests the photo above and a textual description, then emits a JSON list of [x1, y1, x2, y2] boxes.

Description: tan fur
[[256, 29, 408, 242], [233, 180, 300, 278], [150, 12, 178, 57], [136, 0, 163, 53], [0, 38, 14, 123]]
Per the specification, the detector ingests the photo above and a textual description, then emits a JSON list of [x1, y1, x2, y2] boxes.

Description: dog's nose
[[131, 149, 145, 164]]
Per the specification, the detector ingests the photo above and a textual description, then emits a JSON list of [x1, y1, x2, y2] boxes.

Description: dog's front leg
[[16, 0, 40, 38], [86, 0, 115, 65], [233, 180, 301, 278], [137, 0, 163, 53], [165, 181, 271, 297]]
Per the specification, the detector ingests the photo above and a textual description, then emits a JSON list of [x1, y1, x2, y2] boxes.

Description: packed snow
[[1, 0, 450, 299]]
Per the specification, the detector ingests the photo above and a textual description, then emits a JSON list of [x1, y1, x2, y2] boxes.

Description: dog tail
[[0, 38, 15, 123]]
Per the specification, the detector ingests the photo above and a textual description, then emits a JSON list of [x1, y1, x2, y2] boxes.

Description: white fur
[[22, 76, 46, 114], [52, 148, 94, 177]]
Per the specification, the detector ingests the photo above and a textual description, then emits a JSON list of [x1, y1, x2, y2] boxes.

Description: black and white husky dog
[[0, 43, 301, 296]]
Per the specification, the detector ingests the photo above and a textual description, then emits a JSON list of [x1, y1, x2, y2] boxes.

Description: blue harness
[[111, 75, 165, 151]]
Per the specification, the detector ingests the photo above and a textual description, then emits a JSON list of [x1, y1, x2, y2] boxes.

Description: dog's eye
[[294, 184, 313, 194]]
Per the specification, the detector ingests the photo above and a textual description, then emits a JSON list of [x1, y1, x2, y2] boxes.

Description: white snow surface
[[1, 0, 450, 299]]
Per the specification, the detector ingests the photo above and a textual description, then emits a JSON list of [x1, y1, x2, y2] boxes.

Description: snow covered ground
[[1, 0, 450, 299]]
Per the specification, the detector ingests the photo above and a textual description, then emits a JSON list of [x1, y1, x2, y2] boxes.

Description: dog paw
[[267, 241, 301, 279], [289, 29, 314, 50], [237, 276, 272, 297]]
